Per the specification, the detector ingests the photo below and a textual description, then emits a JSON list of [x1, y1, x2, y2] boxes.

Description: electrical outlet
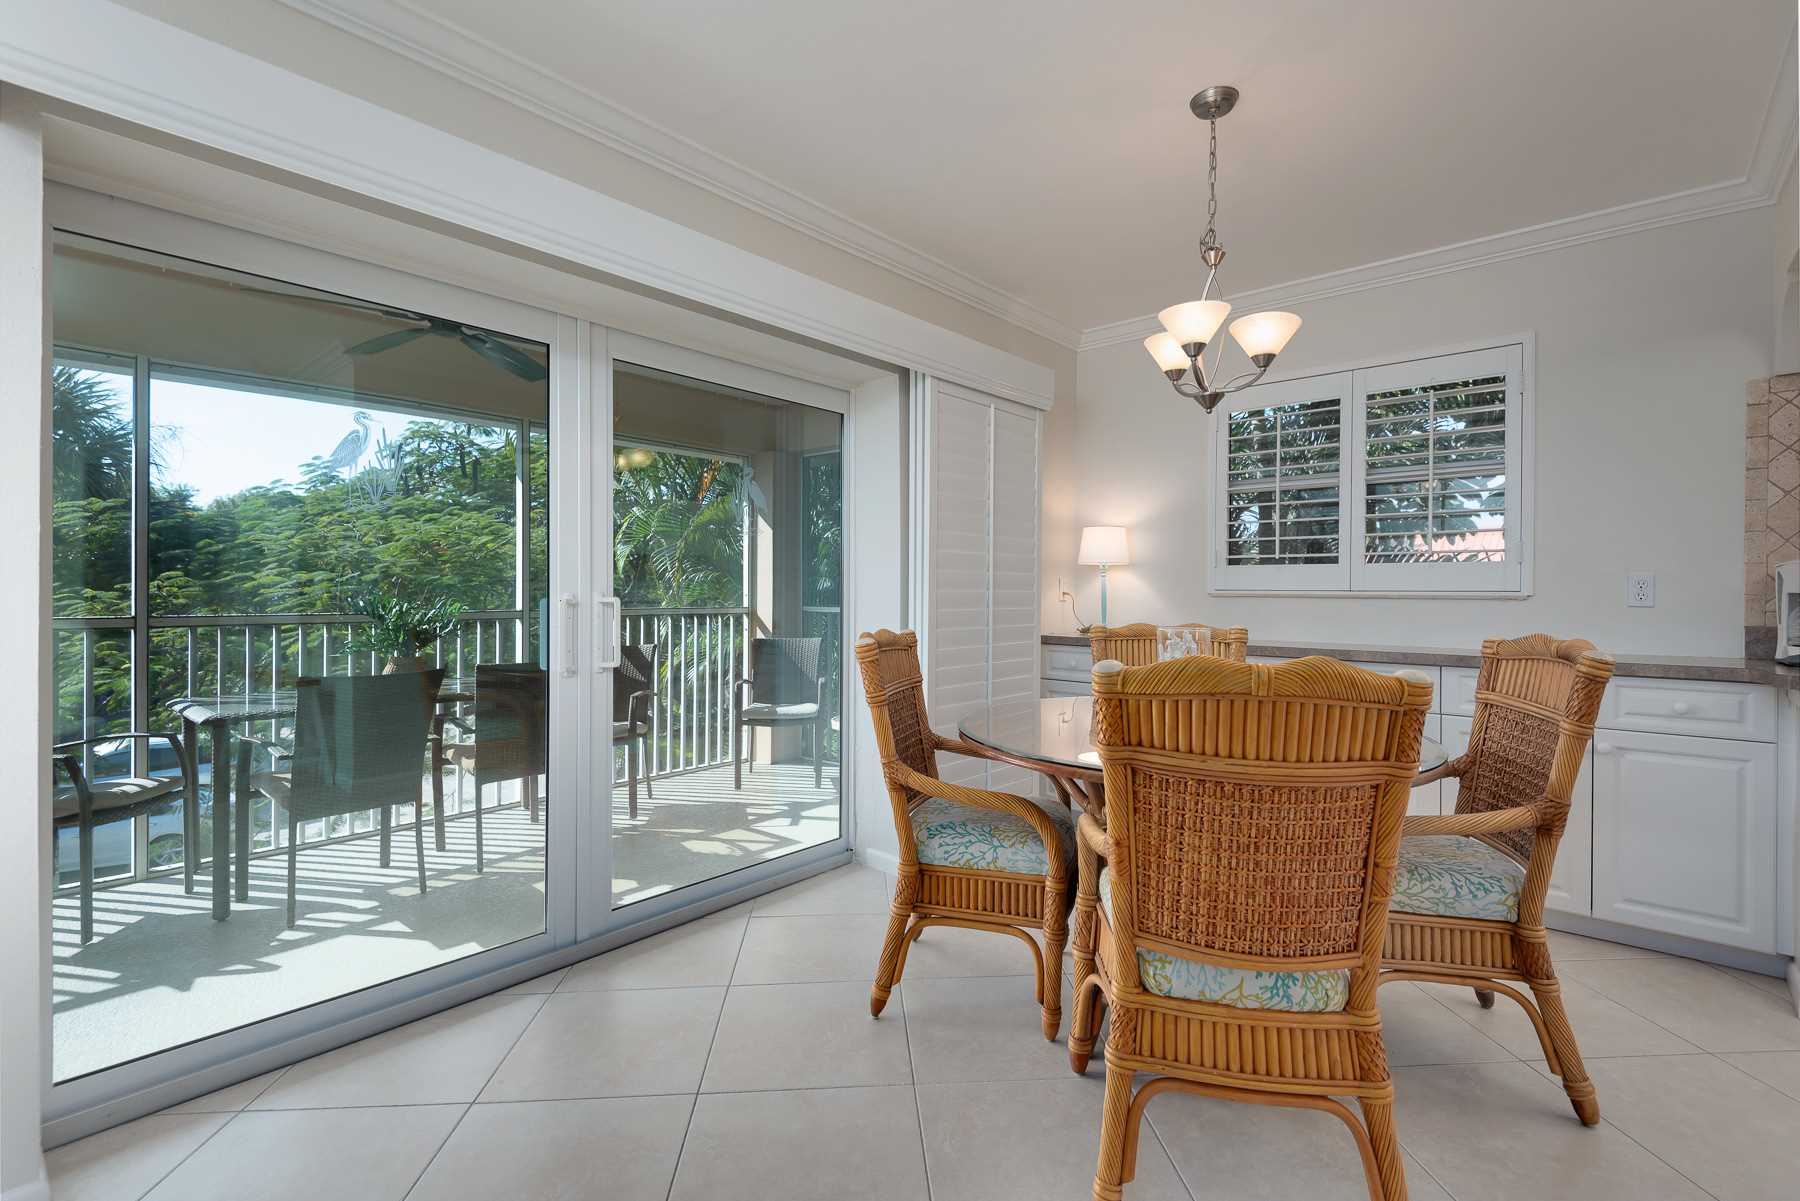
[[1626, 573, 1655, 608]]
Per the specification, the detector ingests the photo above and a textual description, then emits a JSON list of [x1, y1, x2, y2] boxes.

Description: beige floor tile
[[919, 1077, 1188, 1201], [47, 1113, 230, 1201], [670, 1086, 928, 1201], [1377, 981, 1516, 1067], [1715, 964, 1793, 1000], [1418, 976, 1700, 1060], [141, 1106, 464, 1201], [1149, 1088, 1452, 1201], [1561, 957, 1800, 1052], [1584, 1053, 1800, 1201], [751, 864, 892, 916], [497, 967, 568, 995], [1718, 1049, 1800, 1101], [1391, 1062, 1711, 1201], [901, 975, 1071, 1084], [408, 1096, 692, 1201], [251, 995, 544, 1109], [1544, 929, 1670, 960], [701, 980, 913, 1092], [163, 1069, 286, 1115], [899, 922, 1044, 980], [732, 914, 890, 984], [558, 907, 748, 991], [480, 987, 724, 1101]]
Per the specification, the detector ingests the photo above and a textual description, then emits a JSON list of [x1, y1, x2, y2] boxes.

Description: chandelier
[[1145, 86, 1302, 414]]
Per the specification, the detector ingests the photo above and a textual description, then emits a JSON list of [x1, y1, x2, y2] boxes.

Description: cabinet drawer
[[1597, 678, 1775, 743], [1042, 644, 1091, 683], [1591, 730, 1776, 951], [1042, 677, 1092, 698], [1441, 667, 1481, 717]]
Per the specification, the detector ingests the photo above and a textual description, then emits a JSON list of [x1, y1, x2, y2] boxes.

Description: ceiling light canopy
[[1146, 86, 1301, 414]]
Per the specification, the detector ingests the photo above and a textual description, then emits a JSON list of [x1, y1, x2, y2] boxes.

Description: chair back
[[1087, 622, 1249, 666], [749, 636, 823, 705], [287, 669, 445, 826], [614, 642, 657, 727], [1454, 635, 1614, 872], [853, 630, 940, 808], [473, 663, 547, 789], [1091, 655, 1430, 1007]]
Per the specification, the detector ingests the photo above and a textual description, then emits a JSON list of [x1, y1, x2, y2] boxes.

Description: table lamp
[[1078, 525, 1130, 626]]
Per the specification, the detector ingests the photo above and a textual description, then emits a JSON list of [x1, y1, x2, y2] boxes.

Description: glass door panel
[[609, 358, 844, 907], [49, 233, 553, 1081]]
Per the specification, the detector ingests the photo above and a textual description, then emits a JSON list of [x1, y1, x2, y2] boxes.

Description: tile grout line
[[663, 906, 755, 1201], [398, 989, 551, 1201], [124, 1106, 241, 1201], [896, 973, 933, 1201], [1140, 1108, 1202, 1201], [1555, 958, 1800, 1055]]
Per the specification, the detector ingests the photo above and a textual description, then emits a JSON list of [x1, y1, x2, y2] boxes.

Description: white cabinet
[[1409, 715, 1442, 817], [1592, 729, 1777, 952]]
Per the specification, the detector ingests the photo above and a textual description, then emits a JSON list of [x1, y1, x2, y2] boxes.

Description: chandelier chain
[[1201, 118, 1219, 253]]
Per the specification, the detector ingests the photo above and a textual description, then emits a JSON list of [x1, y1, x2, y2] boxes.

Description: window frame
[[1209, 337, 1533, 598]]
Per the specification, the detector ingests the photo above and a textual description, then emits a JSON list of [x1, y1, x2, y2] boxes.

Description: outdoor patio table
[[958, 695, 1446, 824], [169, 677, 475, 921]]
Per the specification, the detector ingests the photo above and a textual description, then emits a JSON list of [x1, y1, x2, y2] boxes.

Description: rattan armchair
[[1073, 655, 1432, 1201], [1379, 634, 1614, 1125], [855, 629, 1074, 1038], [1085, 621, 1249, 666]]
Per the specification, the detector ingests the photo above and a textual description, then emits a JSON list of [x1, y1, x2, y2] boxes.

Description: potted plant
[[347, 589, 464, 674]]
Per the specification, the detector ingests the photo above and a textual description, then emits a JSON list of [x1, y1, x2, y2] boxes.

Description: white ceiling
[[292, 0, 1793, 341]]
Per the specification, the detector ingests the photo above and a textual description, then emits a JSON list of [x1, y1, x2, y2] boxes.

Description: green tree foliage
[[612, 448, 745, 608]]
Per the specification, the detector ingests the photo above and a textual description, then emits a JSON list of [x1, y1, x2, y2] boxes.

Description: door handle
[[596, 595, 621, 670], [559, 594, 580, 677]]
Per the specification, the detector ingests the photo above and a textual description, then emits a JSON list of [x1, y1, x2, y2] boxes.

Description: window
[[1211, 344, 1528, 595]]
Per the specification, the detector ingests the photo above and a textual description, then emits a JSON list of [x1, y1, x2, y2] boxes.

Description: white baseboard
[[1, 1168, 49, 1201], [856, 847, 900, 878], [1788, 958, 1800, 1017]]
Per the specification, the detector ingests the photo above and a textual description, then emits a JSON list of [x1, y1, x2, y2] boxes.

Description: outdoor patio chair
[[855, 629, 1073, 1038], [248, 669, 444, 926], [1085, 621, 1250, 665], [612, 642, 656, 819], [734, 635, 828, 789], [52, 731, 198, 943], [1380, 634, 1615, 1125], [1072, 655, 1431, 1201], [441, 663, 547, 870]]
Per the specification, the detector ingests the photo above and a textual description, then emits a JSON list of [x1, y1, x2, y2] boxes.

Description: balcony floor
[[53, 759, 840, 1081]]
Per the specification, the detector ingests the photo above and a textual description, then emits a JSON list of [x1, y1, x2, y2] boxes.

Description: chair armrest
[[886, 762, 1069, 877], [1076, 811, 1110, 860], [627, 687, 653, 727], [52, 731, 195, 796], [1402, 804, 1540, 838]]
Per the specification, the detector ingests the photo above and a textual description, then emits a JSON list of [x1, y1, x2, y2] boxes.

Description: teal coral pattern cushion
[[1098, 868, 1350, 1013], [911, 795, 1073, 875], [1390, 835, 1524, 922]]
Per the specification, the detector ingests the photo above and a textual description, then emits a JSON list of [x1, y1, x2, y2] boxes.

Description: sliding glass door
[[605, 338, 848, 909]]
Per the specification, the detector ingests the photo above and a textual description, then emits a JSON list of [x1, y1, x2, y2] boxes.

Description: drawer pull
[[1595, 742, 1614, 755], [1670, 701, 1691, 715]]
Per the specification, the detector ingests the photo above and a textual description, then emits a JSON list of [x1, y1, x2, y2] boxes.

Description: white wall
[[1053, 205, 1780, 657], [848, 375, 908, 867]]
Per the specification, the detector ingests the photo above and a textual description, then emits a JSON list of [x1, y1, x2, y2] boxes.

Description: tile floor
[[46, 864, 1800, 1201]]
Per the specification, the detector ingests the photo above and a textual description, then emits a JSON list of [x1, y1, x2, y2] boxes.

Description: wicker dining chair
[[855, 629, 1074, 1038], [1085, 621, 1249, 666], [1073, 655, 1432, 1201], [1380, 634, 1614, 1125], [249, 670, 444, 926]]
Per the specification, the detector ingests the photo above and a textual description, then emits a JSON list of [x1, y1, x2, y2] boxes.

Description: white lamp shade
[[1157, 300, 1231, 347], [1228, 310, 1302, 359], [1078, 525, 1131, 566], [1143, 332, 1190, 373]]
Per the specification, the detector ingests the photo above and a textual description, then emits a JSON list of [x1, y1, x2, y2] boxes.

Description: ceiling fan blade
[[345, 327, 432, 356], [459, 331, 549, 382]]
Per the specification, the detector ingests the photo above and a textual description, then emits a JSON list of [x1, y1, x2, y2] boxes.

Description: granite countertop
[[1041, 634, 1800, 689]]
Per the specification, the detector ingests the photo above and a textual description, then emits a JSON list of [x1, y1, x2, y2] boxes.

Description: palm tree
[[612, 449, 746, 608]]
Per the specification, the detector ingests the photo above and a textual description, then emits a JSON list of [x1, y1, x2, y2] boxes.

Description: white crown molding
[[274, 0, 1082, 350], [1081, 23, 1799, 352]]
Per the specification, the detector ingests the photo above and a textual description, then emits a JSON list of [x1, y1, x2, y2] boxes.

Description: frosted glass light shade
[[1144, 332, 1190, 373], [1157, 300, 1230, 347], [1229, 310, 1302, 359], [1078, 525, 1131, 566]]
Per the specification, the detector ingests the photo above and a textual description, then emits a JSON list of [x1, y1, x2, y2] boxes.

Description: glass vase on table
[[1156, 626, 1212, 661]]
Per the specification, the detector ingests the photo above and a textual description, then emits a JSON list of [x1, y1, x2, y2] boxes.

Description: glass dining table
[[958, 696, 1447, 821], [169, 676, 476, 920]]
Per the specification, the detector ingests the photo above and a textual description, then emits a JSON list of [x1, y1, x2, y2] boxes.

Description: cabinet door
[[1408, 715, 1442, 816], [1440, 714, 1591, 915], [1592, 730, 1776, 951]]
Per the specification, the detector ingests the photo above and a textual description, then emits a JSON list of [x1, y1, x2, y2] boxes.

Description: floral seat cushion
[[1390, 834, 1525, 922], [910, 795, 1074, 876], [1098, 868, 1349, 1013]]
